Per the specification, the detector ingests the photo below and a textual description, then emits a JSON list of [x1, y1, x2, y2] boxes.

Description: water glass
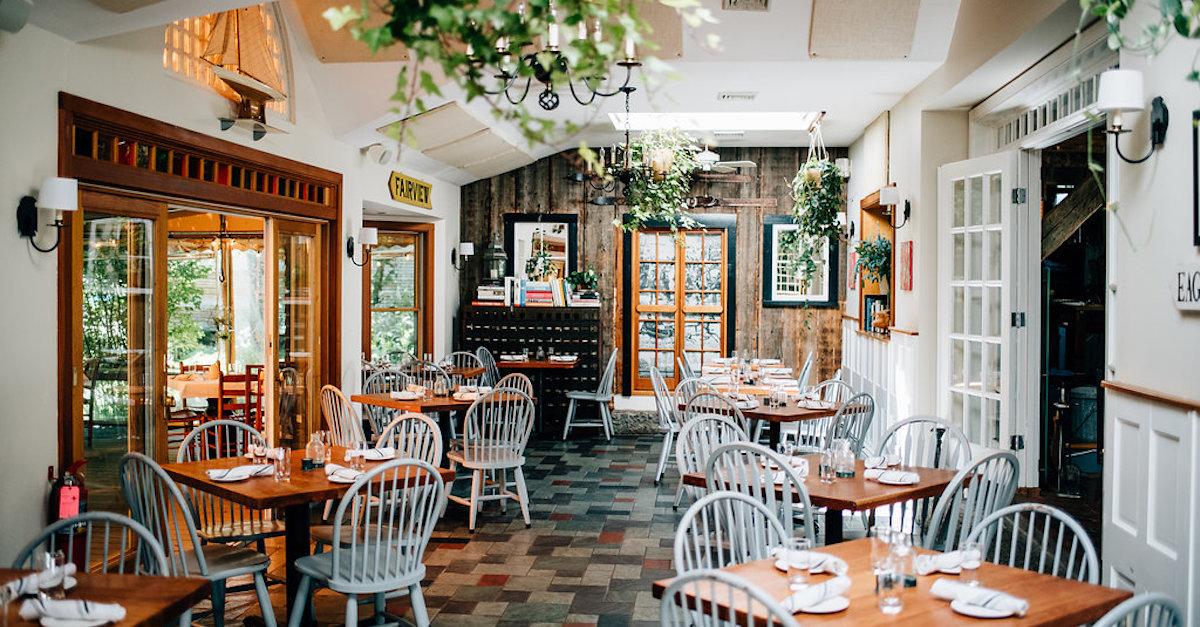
[[960, 540, 983, 586], [274, 449, 291, 482], [40, 550, 66, 599], [0, 585, 13, 627], [876, 556, 904, 615], [870, 525, 893, 571], [783, 538, 812, 591], [818, 449, 835, 484]]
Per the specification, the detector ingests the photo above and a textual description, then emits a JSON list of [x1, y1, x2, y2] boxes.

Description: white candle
[[624, 33, 636, 59], [593, 19, 603, 44], [548, 22, 559, 49]]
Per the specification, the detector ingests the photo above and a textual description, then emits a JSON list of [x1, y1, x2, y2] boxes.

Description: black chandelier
[[471, 2, 643, 112], [574, 86, 639, 205]]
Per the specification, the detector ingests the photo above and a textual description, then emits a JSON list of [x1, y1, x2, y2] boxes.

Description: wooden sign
[[1175, 264, 1200, 311], [388, 171, 433, 209]]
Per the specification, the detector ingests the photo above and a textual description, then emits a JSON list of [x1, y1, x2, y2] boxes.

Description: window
[[363, 224, 434, 361], [163, 3, 294, 122], [630, 228, 730, 391]]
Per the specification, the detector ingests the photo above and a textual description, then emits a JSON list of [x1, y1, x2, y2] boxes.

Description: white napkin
[[3, 564, 77, 597], [453, 392, 480, 401], [19, 597, 126, 623], [767, 458, 810, 479], [705, 376, 732, 385], [751, 359, 782, 366], [498, 354, 524, 361], [549, 355, 577, 362], [734, 399, 759, 410], [930, 578, 1028, 617], [797, 399, 834, 410], [762, 377, 799, 388], [345, 447, 395, 462], [405, 384, 428, 395], [781, 575, 851, 613], [389, 390, 419, 400], [761, 367, 792, 375], [325, 464, 363, 482], [710, 357, 735, 365], [456, 386, 492, 395], [864, 469, 920, 484], [915, 551, 964, 575], [864, 455, 902, 469], [205, 464, 272, 481]]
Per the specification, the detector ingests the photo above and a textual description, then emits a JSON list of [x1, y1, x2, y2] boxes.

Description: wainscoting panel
[[1102, 387, 1197, 622], [839, 320, 920, 452]]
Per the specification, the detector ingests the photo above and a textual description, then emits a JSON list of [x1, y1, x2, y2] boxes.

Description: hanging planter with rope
[[787, 123, 844, 289]]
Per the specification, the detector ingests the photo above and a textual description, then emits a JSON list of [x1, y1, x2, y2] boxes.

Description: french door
[[631, 228, 729, 392], [267, 218, 322, 449], [936, 152, 1038, 484]]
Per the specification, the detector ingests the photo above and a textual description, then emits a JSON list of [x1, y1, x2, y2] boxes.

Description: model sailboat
[[202, 6, 287, 140]]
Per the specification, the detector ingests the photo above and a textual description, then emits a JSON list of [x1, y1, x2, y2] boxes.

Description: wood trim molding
[[888, 326, 919, 336], [1101, 380, 1200, 413], [841, 313, 860, 322], [361, 221, 436, 358]]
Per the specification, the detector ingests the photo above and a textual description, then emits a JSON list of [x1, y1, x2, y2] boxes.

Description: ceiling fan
[[695, 146, 757, 173]]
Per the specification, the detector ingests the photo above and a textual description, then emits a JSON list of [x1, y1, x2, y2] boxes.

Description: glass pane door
[[632, 229, 728, 391], [369, 231, 422, 361], [76, 202, 165, 513], [938, 152, 1020, 458], [270, 219, 320, 449]]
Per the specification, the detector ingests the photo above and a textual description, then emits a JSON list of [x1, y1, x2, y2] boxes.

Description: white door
[[936, 152, 1039, 486]]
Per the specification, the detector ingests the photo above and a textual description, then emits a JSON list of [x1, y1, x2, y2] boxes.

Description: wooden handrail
[[1102, 380, 1200, 413]]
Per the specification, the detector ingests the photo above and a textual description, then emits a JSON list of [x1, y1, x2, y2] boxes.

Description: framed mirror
[[762, 215, 839, 308], [504, 213, 579, 280]]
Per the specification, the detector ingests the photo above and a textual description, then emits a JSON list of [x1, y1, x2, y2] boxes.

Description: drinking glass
[[783, 537, 812, 591], [960, 540, 984, 586], [876, 556, 904, 615], [870, 526, 893, 571], [40, 550, 66, 599], [273, 450, 291, 482], [1, 585, 13, 627], [818, 449, 835, 484]]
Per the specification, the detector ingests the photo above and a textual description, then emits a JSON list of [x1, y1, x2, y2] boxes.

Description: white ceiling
[[29, 0, 964, 184]]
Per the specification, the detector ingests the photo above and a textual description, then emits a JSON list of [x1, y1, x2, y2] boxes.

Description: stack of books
[[473, 284, 507, 306], [568, 289, 601, 307], [470, 278, 604, 308]]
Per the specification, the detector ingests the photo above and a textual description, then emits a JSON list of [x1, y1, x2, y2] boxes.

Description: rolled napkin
[[498, 354, 524, 361], [20, 597, 126, 623], [325, 464, 363, 482], [805, 553, 849, 576], [705, 376, 732, 385], [205, 464, 273, 481], [405, 383, 428, 395], [930, 578, 1028, 617], [762, 377, 799, 388], [456, 386, 493, 395], [762, 367, 792, 376], [797, 399, 835, 410], [864, 454, 902, 469], [3, 564, 77, 597], [389, 390, 419, 400], [864, 469, 920, 484], [781, 575, 851, 613], [766, 458, 809, 478], [453, 392, 481, 401], [751, 358, 782, 366], [345, 447, 395, 462], [914, 551, 964, 575], [710, 357, 735, 365], [549, 354, 577, 362]]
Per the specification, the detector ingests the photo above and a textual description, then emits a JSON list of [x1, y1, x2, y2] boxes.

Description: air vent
[[718, 91, 757, 102], [712, 130, 746, 138], [722, 0, 768, 11]]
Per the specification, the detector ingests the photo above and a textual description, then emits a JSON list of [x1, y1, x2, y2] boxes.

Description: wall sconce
[[346, 226, 377, 267], [837, 212, 855, 238], [451, 242, 475, 270], [879, 184, 912, 229], [17, 177, 78, 253], [1096, 69, 1169, 164], [361, 143, 395, 165]]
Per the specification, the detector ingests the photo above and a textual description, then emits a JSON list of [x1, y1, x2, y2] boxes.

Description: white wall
[[1099, 2, 1200, 619], [0, 22, 459, 562]]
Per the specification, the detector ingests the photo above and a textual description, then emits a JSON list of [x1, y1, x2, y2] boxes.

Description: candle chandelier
[[584, 86, 637, 206], [473, 2, 643, 111]]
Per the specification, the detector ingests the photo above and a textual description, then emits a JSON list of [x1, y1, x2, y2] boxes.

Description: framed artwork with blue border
[[762, 215, 838, 308], [1193, 110, 1199, 246]]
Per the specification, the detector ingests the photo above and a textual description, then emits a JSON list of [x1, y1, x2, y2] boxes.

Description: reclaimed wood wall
[[458, 146, 848, 393]]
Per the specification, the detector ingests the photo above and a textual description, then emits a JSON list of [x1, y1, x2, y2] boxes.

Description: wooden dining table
[[651, 538, 1132, 626], [683, 455, 960, 544], [497, 357, 578, 431], [679, 397, 841, 449], [162, 447, 455, 627], [0, 568, 210, 627]]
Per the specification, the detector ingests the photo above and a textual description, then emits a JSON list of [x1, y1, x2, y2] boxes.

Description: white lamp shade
[[39, 177, 78, 212], [458, 242, 475, 256], [358, 227, 378, 246], [1096, 69, 1145, 113], [879, 185, 901, 206]]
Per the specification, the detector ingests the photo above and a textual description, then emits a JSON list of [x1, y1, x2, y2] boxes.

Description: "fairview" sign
[[388, 171, 433, 209]]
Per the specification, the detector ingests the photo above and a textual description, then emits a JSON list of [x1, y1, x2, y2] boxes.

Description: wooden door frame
[[57, 93, 343, 465], [619, 215, 738, 396], [361, 221, 435, 360]]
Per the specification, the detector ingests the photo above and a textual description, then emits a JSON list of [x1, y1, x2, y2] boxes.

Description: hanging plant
[[323, 1, 718, 147], [855, 235, 892, 294], [620, 128, 700, 232], [785, 125, 844, 287]]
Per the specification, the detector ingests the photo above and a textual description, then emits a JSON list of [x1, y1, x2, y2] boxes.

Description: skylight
[[607, 111, 824, 132]]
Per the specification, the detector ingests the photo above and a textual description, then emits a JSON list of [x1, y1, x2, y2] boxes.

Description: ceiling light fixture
[[475, 1, 642, 112]]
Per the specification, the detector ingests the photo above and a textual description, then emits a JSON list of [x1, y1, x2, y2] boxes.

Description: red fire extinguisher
[[48, 460, 88, 569]]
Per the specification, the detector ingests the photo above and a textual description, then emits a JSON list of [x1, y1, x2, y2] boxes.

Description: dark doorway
[[1035, 127, 1106, 547]]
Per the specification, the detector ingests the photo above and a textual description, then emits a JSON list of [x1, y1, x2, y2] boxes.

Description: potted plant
[[787, 155, 844, 289], [567, 266, 599, 298], [856, 234, 892, 295], [620, 128, 700, 232]]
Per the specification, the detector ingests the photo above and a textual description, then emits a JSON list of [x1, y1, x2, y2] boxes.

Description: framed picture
[[762, 215, 838, 308], [898, 240, 913, 291], [503, 213, 579, 280], [1193, 110, 1199, 247]]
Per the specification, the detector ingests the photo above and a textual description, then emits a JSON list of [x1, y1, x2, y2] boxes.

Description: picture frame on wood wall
[[762, 215, 839, 308], [503, 213, 579, 280], [1193, 110, 1200, 247]]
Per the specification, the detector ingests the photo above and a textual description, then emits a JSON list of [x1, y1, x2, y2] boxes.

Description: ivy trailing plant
[[1080, 0, 1200, 87], [787, 157, 844, 288], [855, 234, 892, 295], [620, 128, 700, 232], [324, 1, 717, 148], [567, 265, 599, 291]]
